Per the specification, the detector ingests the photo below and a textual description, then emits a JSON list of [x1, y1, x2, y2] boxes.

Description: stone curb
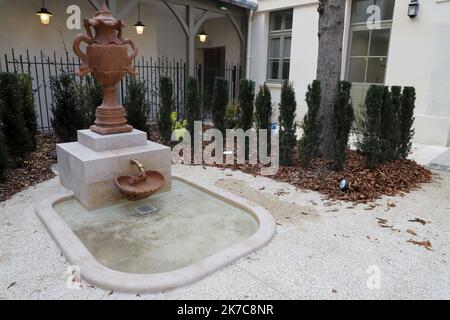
[[35, 174, 277, 294]]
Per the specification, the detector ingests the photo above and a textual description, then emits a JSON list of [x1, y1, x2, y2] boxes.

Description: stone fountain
[[35, 3, 275, 294], [57, 4, 170, 210]]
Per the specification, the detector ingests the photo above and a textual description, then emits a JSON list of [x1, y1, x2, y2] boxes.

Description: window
[[267, 9, 293, 81], [346, 0, 395, 84]]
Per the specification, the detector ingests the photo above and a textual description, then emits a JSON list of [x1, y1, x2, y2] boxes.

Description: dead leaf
[[409, 218, 428, 225], [407, 239, 433, 251], [0, 133, 58, 202], [387, 200, 396, 208], [407, 229, 417, 236], [274, 190, 289, 196], [377, 217, 393, 229]]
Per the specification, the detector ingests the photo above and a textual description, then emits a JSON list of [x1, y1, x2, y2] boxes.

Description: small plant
[[299, 80, 322, 168], [225, 104, 239, 130], [158, 76, 174, 145], [331, 81, 354, 171], [0, 129, 10, 181], [390, 86, 402, 160], [212, 77, 229, 134], [51, 73, 85, 142], [358, 85, 384, 169], [0, 73, 33, 163], [18, 74, 38, 150], [185, 76, 201, 139], [255, 83, 272, 131], [380, 86, 396, 162], [171, 111, 188, 141], [398, 87, 416, 159], [279, 80, 297, 166], [255, 83, 272, 155], [79, 77, 102, 127], [124, 77, 150, 133], [239, 79, 255, 131]]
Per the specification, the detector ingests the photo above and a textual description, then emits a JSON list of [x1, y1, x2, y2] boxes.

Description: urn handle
[[73, 34, 91, 62], [124, 38, 139, 65]]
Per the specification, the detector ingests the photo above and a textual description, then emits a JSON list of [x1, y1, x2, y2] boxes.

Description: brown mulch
[[0, 123, 432, 205], [154, 123, 433, 204], [210, 150, 433, 204], [407, 239, 433, 251], [0, 133, 58, 202]]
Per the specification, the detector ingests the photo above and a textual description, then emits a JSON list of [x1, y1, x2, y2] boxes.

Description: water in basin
[[53, 179, 258, 274]]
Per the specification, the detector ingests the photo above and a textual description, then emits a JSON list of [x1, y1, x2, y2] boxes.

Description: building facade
[[1, 0, 449, 146], [248, 0, 450, 147]]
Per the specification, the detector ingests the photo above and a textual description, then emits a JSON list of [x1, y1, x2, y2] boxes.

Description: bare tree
[[316, 0, 346, 158]]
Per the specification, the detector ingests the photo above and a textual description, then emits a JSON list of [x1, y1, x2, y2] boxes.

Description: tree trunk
[[316, 0, 346, 158]]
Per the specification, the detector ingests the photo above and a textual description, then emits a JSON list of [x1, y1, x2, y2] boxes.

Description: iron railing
[[0, 49, 241, 131]]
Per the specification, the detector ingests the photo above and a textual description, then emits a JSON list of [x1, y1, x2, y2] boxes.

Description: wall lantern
[[36, 0, 53, 25], [218, 5, 229, 12], [134, 2, 146, 35], [408, 0, 419, 18], [198, 30, 208, 43]]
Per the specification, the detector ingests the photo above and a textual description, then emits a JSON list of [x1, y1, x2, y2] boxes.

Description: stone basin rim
[[35, 174, 276, 294]]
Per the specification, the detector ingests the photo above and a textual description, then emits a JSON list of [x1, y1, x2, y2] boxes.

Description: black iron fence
[[0, 49, 241, 131]]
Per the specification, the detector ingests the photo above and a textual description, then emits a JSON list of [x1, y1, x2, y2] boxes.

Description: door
[[202, 47, 226, 117]]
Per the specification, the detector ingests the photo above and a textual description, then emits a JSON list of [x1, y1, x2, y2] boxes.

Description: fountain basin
[[115, 170, 165, 201], [35, 175, 276, 293]]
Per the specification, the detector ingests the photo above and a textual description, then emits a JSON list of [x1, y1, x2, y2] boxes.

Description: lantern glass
[[37, 9, 52, 25], [198, 31, 208, 43], [134, 21, 146, 35], [135, 25, 145, 35], [408, 2, 419, 18], [39, 13, 51, 24]]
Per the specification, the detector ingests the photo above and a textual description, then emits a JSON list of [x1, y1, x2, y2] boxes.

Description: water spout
[[130, 159, 145, 173]]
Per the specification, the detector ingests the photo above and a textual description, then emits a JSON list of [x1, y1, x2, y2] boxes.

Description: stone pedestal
[[57, 129, 171, 210]]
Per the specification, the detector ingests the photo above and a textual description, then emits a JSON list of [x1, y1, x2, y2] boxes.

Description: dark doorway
[[204, 47, 226, 77], [202, 47, 226, 118]]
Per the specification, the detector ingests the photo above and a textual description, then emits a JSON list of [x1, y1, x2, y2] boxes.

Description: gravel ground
[[1, 164, 449, 300]]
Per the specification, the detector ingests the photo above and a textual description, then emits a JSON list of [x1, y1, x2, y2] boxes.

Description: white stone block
[[77, 129, 147, 152], [414, 114, 450, 147], [57, 134, 171, 210]]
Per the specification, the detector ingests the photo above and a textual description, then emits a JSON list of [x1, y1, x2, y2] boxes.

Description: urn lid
[[86, 3, 125, 44], [89, 4, 120, 27]]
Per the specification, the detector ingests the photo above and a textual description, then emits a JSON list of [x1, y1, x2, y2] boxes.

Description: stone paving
[[429, 149, 450, 172]]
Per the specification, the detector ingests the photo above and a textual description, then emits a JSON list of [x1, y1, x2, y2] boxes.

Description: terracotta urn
[[73, 4, 138, 135]]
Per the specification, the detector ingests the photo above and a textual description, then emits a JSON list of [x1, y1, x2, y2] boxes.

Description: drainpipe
[[245, 9, 254, 79]]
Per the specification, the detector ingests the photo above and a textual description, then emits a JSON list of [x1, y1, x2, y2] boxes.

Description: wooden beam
[[192, 11, 215, 36], [162, 0, 248, 77], [88, 0, 102, 10], [117, 0, 138, 20], [186, 5, 196, 76], [108, 0, 117, 16], [227, 13, 245, 45], [158, 0, 246, 17], [163, 1, 189, 36]]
